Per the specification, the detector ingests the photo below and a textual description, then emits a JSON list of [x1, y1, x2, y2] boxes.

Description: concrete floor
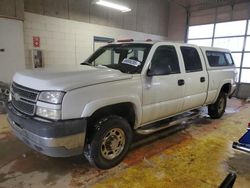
[[0, 98, 250, 188]]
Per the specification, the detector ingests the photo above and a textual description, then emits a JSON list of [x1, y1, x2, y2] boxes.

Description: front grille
[[12, 83, 38, 101], [11, 83, 39, 116], [12, 97, 35, 115]]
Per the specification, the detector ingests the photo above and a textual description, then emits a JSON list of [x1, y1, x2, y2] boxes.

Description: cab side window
[[181, 46, 203, 72], [150, 45, 180, 75]]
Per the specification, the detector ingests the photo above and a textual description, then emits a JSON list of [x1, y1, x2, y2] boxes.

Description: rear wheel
[[208, 92, 227, 119], [84, 115, 132, 169]]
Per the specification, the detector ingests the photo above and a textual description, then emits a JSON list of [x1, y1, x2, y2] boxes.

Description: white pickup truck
[[7, 41, 236, 169]]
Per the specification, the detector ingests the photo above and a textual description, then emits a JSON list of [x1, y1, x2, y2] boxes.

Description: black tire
[[84, 115, 133, 169], [208, 92, 227, 119]]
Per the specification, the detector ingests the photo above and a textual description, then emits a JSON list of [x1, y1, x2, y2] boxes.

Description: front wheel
[[208, 92, 227, 119], [84, 115, 132, 169]]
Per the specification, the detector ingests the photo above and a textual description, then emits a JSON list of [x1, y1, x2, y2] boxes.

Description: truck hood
[[13, 65, 132, 91]]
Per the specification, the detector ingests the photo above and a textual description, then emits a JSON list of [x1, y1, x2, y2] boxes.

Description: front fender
[[81, 96, 142, 127]]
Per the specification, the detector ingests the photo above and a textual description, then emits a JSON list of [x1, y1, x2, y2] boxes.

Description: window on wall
[[231, 53, 242, 67], [248, 20, 250, 35], [214, 20, 246, 37], [213, 37, 244, 52], [188, 39, 212, 46], [188, 24, 214, 39], [243, 53, 250, 68], [188, 24, 214, 46], [245, 37, 250, 51], [241, 69, 250, 83], [187, 19, 250, 83]]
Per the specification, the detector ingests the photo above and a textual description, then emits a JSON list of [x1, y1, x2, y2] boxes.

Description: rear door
[[178, 45, 208, 111]]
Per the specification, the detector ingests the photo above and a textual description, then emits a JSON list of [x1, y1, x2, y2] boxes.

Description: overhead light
[[95, 0, 131, 12]]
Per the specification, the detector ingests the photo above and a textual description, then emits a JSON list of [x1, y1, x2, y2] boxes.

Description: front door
[[142, 45, 185, 124]]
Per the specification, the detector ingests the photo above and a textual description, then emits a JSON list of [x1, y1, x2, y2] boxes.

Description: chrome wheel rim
[[101, 128, 125, 160], [218, 97, 225, 114]]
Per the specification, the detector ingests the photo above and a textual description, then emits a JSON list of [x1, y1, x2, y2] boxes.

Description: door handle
[[178, 79, 185, 86], [0, 48, 5, 52], [200, 77, 205, 83]]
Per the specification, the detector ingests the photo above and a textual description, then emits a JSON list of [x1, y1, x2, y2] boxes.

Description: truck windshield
[[82, 43, 152, 74]]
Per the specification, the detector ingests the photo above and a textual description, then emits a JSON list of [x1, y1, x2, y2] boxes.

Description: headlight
[[36, 106, 61, 120], [39, 91, 65, 104]]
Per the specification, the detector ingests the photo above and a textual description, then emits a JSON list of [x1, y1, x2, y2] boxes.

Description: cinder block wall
[[24, 12, 167, 68]]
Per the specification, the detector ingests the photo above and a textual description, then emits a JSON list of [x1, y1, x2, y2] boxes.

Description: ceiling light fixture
[[95, 0, 131, 12]]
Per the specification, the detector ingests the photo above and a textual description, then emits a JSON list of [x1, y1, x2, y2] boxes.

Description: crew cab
[[7, 41, 237, 169]]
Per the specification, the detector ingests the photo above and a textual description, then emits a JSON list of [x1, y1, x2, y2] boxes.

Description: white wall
[[24, 12, 167, 68], [168, 1, 187, 42], [0, 18, 25, 83]]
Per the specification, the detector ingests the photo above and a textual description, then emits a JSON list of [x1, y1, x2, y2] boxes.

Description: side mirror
[[147, 68, 154, 77], [147, 63, 172, 77]]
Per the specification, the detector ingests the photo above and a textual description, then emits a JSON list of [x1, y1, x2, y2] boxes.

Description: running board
[[136, 111, 201, 135]]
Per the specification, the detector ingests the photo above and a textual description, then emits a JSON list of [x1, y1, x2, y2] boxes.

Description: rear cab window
[[206, 51, 234, 67]]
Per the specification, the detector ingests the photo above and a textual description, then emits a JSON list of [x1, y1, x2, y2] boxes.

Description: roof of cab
[[112, 40, 156, 45], [112, 40, 194, 45], [111, 40, 230, 52]]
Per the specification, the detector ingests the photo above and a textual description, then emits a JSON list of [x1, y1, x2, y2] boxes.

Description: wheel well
[[88, 103, 136, 128], [221, 83, 231, 94]]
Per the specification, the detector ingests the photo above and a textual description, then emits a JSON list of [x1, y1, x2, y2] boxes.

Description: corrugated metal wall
[[190, 1, 250, 26]]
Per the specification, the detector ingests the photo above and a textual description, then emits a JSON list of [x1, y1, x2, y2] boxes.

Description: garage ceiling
[[172, 0, 250, 11]]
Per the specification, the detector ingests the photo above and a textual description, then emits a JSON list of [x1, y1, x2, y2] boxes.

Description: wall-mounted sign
[[33, 36, 40, 48]]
